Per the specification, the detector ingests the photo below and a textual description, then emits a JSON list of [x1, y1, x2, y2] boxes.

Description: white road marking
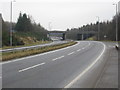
[[52, 56, 65, 61], [77, 42, 90, 52], [109, 45, 115, 48], [82, 48, 85, 50], [19, 62, 45, 72], [64, 42, 106, 88], [77, 49, 81, 52], [2, 42, 80, 65], [88, 42, 91, 46], [84, 42, 91, 49], [68, 52, 75, 55]]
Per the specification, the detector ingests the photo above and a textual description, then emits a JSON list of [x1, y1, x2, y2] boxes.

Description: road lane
[[67, 52, 75, 55], [64, 42, 106, 88], [1, 41, 79, 65], [52, 56, 65, 61], [2, 41, 106, 88], [2, 41, 88, 73], [19, 62, 45, 72]]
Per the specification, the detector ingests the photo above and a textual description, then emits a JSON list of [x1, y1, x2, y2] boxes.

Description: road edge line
[[64, 42, 106, 88]]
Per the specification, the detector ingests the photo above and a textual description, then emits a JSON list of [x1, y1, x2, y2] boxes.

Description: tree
[[15, 12, 23, 31], [2, 20, 24, 46], [15, 13, 33, 32], [2, 20, 10, 46], [66, 14, 120, 41]]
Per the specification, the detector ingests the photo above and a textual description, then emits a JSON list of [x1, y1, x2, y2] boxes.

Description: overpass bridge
[[48, 31, 66, 41], [77, 31, 97, 40], [48, 30, 97, 41]]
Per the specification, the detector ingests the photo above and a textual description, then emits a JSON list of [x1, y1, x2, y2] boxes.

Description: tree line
[[2, 12, 120, 46], [66, 14, 120, 41]]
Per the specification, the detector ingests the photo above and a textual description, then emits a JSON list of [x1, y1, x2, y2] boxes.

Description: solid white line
[[19, 62, 45, 72], [64, 42, 106, 88], [2, 42, 80, 65], [68, 52, 75, 55], [52, 56, 65, 61]]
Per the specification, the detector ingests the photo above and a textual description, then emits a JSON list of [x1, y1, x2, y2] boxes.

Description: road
[[2, 41, 110, 88]]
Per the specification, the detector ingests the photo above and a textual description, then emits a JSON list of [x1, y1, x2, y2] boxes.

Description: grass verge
[[2, 41, 77, 61], [2, 41, 52, 49]]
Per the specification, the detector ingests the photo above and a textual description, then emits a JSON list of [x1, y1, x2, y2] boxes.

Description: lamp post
[[48, 22, 52, 40], [48, 22, 52, 31], [113, 3, 118, 42], [10, 0, 15, 46], [96, 16, 100, 41]]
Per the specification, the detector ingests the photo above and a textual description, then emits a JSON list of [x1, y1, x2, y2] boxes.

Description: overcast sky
[[0, 0, 120, 31]]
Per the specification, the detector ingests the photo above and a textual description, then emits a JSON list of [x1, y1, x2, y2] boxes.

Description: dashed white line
[[68, 52, 75, 55], [77, 49, 81, 52], [88, 42, 91, 46], [82, 48, 85, 50], [109, 45, 115, 48], [64, 42, 106, 88], [1, 42, 80, 65], [19, 62, 45, 72], [52, 56, 65, 61], [77, 42, 90, 52], [85, 42, 91, 48]]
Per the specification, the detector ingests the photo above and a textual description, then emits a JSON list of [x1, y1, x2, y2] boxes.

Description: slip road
[[2, 41, 106, 88]]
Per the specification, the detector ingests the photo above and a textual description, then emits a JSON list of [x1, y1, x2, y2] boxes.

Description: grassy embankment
[[2, 41, 51, 49], [86, 36, 120, 42], [2, 41, 77, 61], [2, 32, 51, 49], [86, 37, 95, 41]]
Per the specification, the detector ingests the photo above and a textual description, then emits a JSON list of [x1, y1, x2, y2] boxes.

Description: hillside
[[2, 13, 49, 47]]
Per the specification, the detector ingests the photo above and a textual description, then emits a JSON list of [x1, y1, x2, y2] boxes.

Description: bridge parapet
[[48, 31, 66, 41]]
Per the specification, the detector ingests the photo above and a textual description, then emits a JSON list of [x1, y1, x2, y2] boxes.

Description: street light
[[48, 22, 52, 31], [96, 16, 100, 41], [113, 3, 119, 49], [10, 0, 16, 46], [113, 3, 118, 42], [48, 22, 52, 40]]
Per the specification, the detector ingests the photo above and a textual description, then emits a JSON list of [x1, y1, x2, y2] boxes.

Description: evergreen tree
[[15, 12, 23, 31], [66, 14, 120, 41], [15, 13, 33, 32]]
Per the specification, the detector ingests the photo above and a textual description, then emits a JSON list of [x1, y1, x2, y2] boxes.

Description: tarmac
[[95, 42, 118, 88]]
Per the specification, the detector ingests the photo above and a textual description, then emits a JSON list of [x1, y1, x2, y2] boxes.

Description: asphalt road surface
[[2, 41, 113, 88]]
